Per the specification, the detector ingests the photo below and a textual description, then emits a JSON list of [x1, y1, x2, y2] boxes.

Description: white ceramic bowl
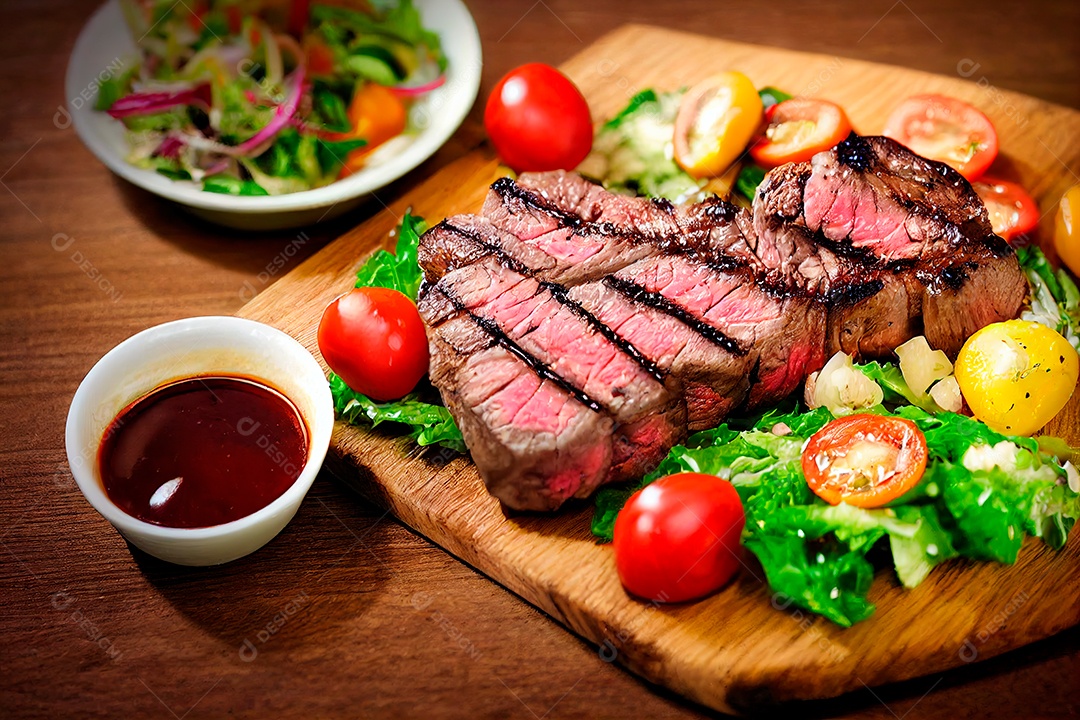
[[65, 316, 334, 566], [64, 0, 482, 230]]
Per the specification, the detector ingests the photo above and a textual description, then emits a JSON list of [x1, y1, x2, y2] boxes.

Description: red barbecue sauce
[[97, 376, 308, 528]]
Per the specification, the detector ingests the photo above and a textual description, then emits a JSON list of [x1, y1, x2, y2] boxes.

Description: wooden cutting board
[[238, 25, 1080, 715]]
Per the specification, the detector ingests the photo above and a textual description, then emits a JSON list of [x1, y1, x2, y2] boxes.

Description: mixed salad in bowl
[[96, 0, 447, 196]]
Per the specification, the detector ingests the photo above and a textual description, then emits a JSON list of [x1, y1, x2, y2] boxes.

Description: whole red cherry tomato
[[613, 472, 745, 603], [484, 63, 593, 173], [317, 287, 430, 402]]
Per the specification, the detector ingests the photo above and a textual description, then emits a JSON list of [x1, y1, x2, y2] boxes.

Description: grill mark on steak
[[434, 286, 604, 413], [490, 176, 583, 228], [440, 220, 533, 273], [602, 275, 746, 356], [540, 281, 666, 383], [499, 172, 744, 259], [428, 219, 666, 384]]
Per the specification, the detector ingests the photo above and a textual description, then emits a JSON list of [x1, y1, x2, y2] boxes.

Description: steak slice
[[755, 134, 1027, 358], [480, 177, 660, 285], [611, 254, 827, 410], [517, 170, 766, 272], [424, 312, 615, 510], [419, 256, 686, 509], [567, 279, 751, 431]]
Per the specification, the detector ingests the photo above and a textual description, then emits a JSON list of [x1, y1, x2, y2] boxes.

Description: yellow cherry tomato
[[954, 320, 1079, 436], [339, 82, 407, 177], [673, 71, 763, 179], [1054, 184, 1080, 276]]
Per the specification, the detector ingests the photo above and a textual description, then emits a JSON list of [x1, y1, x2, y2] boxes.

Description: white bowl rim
[[65, 0, 483, 215], [65, 315, 334, 541]]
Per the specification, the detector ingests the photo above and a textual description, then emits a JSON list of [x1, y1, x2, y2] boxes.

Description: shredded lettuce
[[591, 404, 1080, 626], [1018, 244, 1080, 348], [577, 89, 705, 203], [328, 213, 464, 453]]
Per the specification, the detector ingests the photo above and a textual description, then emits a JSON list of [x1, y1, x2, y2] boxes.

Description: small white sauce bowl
[[66, 316, 334, 566]]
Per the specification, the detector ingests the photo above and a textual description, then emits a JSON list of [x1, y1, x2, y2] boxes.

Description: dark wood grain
[[1, 1, 1078, 718]]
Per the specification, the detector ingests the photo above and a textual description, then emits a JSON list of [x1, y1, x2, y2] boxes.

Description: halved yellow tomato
[[1054, 184, 1080, 277], [954, 320, 1079, 436], [673, 71, 763, 179]]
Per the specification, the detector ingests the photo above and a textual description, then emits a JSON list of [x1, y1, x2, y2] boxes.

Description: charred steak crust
[[417, 137, 1028, 510]]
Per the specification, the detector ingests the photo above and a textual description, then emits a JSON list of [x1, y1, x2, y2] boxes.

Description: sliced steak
[[613, 254, 826, 410], [919, 248, 1029, 356], [517, 170, 766, 271], [755, 134, 1027, 358], [567, 279, 750, 431], [416, 153, 1026, 510], [424, 312, 615, 511], [480, 177, 660, 284], [419, 256, 686, 509]]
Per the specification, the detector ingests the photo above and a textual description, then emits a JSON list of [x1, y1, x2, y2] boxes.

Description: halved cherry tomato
[[882, 94, 998, 180], [1054, 184, 1080, 277], [749, 98, 852, 168], [954, 320, 1079, 436], [971, 176, 1040, 242], [801, 414, 928, 508], [674, 71, 763, 179], [317, 287, 430, 402], [337, 82, 408, 177], [613, 473, 745, 603], [484, 63, 593, 173]]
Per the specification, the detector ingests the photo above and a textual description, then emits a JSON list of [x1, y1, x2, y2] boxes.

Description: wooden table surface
[[2, 1, 1077, 718]]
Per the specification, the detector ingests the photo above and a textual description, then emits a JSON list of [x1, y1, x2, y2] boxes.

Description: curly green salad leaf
[[355, 212, 426, 300], [592, 405, 1080, 627], [328, 213, 464, 453]]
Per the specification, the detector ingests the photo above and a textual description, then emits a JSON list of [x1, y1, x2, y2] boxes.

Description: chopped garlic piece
[[896, 336, 953, 397], [929, 375, 963, 413], [811, 351, 883, 415]]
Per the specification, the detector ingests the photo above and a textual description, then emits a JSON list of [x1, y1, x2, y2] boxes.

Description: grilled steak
[[419, 256, 685, 510], [417, 136, 1027, 510], [755, 134, 1027, 357]]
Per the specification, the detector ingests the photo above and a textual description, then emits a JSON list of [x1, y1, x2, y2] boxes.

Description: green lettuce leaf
[[734, 164, 766, 201], [355, 212, 426, 300], [1017, 244, 1080, 347], [743, 532, 876, 628], [203, 176, 269, 196], [857, 360, 943, 413], [758, 86, 792, 109], [602, 89, 659, 130], [331, 373, 465, 452]]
